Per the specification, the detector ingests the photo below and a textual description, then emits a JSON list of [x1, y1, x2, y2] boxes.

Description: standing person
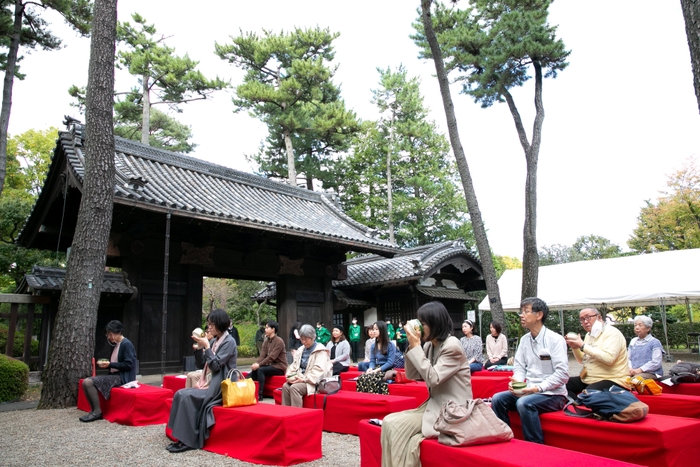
[[349, 317, 361, 363], [381, 302, 472, 467], [396, 321, 408, 353], [282, 324, 332, 407], [287, 321, 302, 364], [364, 321, 396, 374], [484, 321, 509, 369], [247, 321, 287, 400], [315, 322, 331, 345], [460, 319, 483, 373], [327, 324, 351, 375], [491, 298, 569, 444], [358, 326, 376, 371], [565, 307, 631, 398], [228, 322, 241, 346], [386, 318, 395, 346], [167, 309, 237, 453], [628, 315, 664, 379], [254, 321, 266, 357], [79, 320, 136, 422]]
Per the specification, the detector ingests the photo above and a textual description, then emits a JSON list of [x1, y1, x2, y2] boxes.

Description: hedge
[[0, 325, 40, 360], [615, 322, 700, 349], [0, 354, 29, 402]]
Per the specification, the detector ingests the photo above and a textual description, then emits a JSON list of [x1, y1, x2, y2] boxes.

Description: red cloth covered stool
[[661, 382, 700, 396], [387, 381, 429, 406], [262, 375, 287, 397], [359, 420, 640, 467], [340, 369, 363, 381], [471, 374, 510, 398], [637, 393, 700, 419], [508, 409, 700, 467], [77, 379, 173, 426], [162, 375, 187, 392]]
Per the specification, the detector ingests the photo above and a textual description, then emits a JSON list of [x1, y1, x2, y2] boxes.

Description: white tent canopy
[[479, 248, 700, 312]]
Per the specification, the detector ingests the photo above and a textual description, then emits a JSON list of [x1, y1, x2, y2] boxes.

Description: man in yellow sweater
[[565, 307, 631, 399]]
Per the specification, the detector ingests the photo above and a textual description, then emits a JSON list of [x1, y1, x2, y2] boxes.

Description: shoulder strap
[[563, 402, 597, 419]]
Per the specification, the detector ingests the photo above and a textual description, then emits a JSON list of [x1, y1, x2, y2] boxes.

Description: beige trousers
[[380, 405, 426, 467], [281, 382, 309, 407]]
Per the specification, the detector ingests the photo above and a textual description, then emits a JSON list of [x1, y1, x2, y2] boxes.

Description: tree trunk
[[501, 62, 544, 300], [386, 119, 395, 245], [420, 0, 505, 327], [283, 128, 296, 185], [141, 72, 150, 145], [0, 0, 24, 197], [38, 0, 118, 409], [681, 0, 700, 114]]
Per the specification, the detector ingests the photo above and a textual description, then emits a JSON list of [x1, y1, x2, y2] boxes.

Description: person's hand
[[490, 357, 499, 363], [629, 368, 641, 376], [251, 363, 259, 371], [520, 386, 539, 396], [404, 323, 421, 349], [565, 334, 583, 349], [192, 334, 210, 349], [97, 361, 109, 369]]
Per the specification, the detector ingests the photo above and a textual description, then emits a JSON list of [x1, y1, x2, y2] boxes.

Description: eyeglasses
[[579, 314, 598, 324], [517, 309, 539, 316]]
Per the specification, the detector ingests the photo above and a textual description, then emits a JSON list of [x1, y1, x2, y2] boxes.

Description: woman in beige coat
[[282, 324, 332, 407], [380, 302, 472, 467]]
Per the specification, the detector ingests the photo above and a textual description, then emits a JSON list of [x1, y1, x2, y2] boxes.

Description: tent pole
[[660, 298, 672, 362], [686, 297, 693, 323], [559, 309, 564, 336]]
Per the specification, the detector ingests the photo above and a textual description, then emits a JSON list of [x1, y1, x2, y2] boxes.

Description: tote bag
[[433, 399, 513, 446], [221, 369, 257, 407]]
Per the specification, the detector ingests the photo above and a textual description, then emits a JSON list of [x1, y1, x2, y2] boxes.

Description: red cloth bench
[[273, 389, 416, 435], [471, 374, 511, 398], [163, 374, 259, 401], [359, 420, 639, 467], [507, 409, 700, 467], [165, 399, 322, 465], [637, 393, 700, 419], [77, 379, 173, 426], [661, 382, 700, 396]]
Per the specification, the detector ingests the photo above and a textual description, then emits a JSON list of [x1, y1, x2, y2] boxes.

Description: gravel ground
[[0, 399, 360, 467]]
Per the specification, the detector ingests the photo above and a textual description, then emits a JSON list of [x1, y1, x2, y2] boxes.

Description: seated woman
[[628, 315, 663, 379], [326, 324, 351, 375], [381, 302, 472, 466], [282, 324, 331, 407], [460, 319, 483, 373], [364, 320, 396, 375], [79, 320, 136, 422], [166, 309, 237, 453], [484, 321, 509, 369], [247, 320, 288, 400], [358, 326, 376, 371]]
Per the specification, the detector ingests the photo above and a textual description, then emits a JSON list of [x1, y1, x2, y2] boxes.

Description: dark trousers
[[566, 377, 627, 400], [350, 340, 360, 363], [332, 361, 350, 376], [484, 357, 508, 369], [247, 366, 285, 397]]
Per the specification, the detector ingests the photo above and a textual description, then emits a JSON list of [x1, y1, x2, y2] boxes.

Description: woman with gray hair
[[282, 324, 332, 407], [628, 315, 664, 379]]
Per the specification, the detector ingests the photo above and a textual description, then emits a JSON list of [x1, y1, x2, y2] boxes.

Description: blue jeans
[[469, 362, 483, 373], [491, 391, 567, 444], [358, 361, 370, 372]]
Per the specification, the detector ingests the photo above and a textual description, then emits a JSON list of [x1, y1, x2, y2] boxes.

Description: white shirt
[[513, 326, 569, 396]]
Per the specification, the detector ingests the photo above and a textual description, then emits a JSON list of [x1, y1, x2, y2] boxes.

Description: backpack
[[665, 362, 700, 384], [564, 387, 648, 423]]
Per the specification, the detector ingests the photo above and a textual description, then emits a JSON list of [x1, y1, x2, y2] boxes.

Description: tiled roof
[[22, 266, 137, 296], [37, 129, 395, 254], [415, 285, 479, 301], [335, 239, 481, 287]]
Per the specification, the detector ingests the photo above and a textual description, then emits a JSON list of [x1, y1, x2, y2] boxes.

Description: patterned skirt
[[89, 374, 121, 399]]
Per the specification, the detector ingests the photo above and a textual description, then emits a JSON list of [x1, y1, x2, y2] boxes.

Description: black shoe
[[79, 412, 103, 423], [168, 442, 193, 453]]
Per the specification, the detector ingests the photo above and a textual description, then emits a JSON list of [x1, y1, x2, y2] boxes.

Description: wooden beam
[[0, 294, 52, 304]]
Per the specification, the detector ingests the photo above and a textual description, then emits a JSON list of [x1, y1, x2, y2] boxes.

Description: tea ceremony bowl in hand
[[512, 381, 527, 396]]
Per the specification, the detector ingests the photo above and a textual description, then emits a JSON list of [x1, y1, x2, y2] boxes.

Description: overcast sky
[[9, 0, 700, 258]]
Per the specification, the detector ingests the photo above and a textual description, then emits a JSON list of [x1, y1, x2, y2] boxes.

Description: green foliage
[[203, 278, 276, 325], [628, 157, 700, 252], [0, 323, 40, 358], [339, 66, 474, 248], [493, 255, 522, 279], [0, 353, 29, 402], [217, 26, 358, 188], [237, 344, 255, 358], [539, 235, 624, 266]]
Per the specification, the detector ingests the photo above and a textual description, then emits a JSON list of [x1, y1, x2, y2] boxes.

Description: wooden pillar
[[277, 275, 297, 350]]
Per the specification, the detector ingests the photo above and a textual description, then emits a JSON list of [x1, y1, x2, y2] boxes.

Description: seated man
[[282, 324, 331, 407], [491, 297, 569, 444], [565, 307, 631, 399], [246, 320, 288, 400]]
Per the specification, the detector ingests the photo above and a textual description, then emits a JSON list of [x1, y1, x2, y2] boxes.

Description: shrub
[[0, 354, 29, 402], [0, 324, 40, 358], [237, 344, 256, 358]]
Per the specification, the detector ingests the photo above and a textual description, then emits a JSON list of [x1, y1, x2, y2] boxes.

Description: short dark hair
[[207, 309, 230, 333], [417, 301, 453, 342], [520, 297, 549, 321], [105, 320, 124, 335], [490, 321, 502, 335], [266, 320, 279, 335]]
